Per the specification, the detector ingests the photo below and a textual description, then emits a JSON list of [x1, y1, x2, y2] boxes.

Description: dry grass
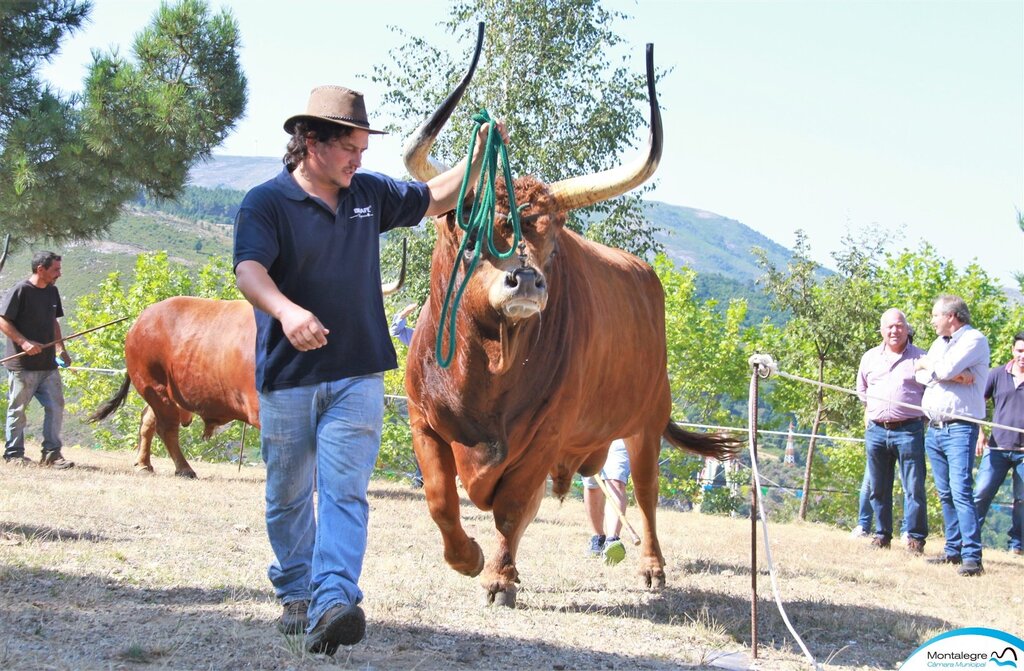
[[1, 445, 1021, 670]]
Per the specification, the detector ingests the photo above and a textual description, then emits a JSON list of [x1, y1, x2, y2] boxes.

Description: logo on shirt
[[351, 205, 374, 220]]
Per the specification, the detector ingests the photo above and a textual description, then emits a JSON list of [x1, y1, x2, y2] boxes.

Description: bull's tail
[[88, 374, 132, 423], [663, 420, 739, 461]]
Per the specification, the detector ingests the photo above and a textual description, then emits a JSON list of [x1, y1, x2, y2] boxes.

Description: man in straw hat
[[233, 85, 505, 654]]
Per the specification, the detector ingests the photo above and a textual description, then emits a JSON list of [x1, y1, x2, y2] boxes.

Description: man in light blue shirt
[[915, 294, 990, 576]]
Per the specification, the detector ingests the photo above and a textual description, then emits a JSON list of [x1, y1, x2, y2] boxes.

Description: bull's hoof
[[174, 469, 198, 479], [133, 464, 155, 475], [483, 585, 517, 608], [450, 539, 485, 577], [642, 569, 666, 590]]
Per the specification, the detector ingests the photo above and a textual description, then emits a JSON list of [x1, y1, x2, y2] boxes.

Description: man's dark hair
[[934, 294, 971, 325], [31, 251, 61, 273], [283, 120, 354, 171], [1014, 331, 1024, 346]]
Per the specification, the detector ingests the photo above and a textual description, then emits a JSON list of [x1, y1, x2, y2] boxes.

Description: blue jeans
[[866, 422, 928, 541], [857, 466, 873, 529], [925, 422, 982, 561], [973, 448, 1024, 552], [259, 373, 384, 631], [4, 369, 64, 460]]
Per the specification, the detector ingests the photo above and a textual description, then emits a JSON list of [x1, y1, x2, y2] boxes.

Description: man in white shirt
[[915, 295, 990, 576]]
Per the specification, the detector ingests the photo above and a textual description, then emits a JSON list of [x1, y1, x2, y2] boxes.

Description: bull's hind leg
[[482, 473, 546, 608], [134, 406, 157, 474], [626, 432, 667, 589], [140, 393, 198, 479], [157, 416, 197, 479], [411, 419, 484, 577]]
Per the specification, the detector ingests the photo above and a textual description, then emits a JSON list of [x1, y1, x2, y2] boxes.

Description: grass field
[[0, 445, 1020, 670]]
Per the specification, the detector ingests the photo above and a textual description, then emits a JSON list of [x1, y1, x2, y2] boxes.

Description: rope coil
[[435, 110, 521, 369]]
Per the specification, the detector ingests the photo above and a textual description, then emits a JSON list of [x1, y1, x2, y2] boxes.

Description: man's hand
[[976, 430, 988, 457], [397, 303, 418, 320], [950, 371, 974, 385], [20, 340, 42, 356], [57, 349, 72, 367], [279, 305, 329, 352]]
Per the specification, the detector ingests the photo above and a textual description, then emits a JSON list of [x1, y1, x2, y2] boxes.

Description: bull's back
[[125, 297, 257, 423]]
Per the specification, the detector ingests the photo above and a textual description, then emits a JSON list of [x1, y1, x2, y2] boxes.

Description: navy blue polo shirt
[[985, 364, 1024, 448], [233, 167, 429, 392]]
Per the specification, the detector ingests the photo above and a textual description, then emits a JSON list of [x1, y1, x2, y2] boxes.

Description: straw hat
[[283, 86, 386, 135]]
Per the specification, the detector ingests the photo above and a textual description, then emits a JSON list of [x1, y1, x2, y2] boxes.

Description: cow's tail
[[88, 374, 132, 423], [663, 420, 739, 461]]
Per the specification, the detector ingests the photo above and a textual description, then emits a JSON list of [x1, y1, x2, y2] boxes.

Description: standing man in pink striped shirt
[[857, 308, 929, 554]]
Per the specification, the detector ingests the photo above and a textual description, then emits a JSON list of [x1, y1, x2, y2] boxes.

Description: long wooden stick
[[593, 474, 641, 546], [0, 315, 131, 365]]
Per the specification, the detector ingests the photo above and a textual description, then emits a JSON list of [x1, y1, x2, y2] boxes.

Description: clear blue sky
[[41, 0, 1023, 287]]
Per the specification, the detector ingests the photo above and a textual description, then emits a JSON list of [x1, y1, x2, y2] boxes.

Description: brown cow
[[403, 32, 736, 606], [89, 297, 258, 478]]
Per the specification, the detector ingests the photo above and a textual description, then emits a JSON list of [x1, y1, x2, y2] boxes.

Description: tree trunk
[[798, 358, 826, 520]]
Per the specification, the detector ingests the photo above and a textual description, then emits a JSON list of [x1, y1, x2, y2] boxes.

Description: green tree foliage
[[754, 230, 883, 519], [134, 185, 245, 224], [64, 253, 249, 459], [0, 0, 246, 246], [371, 0, 664, 258], [655, 255, 751, 507]]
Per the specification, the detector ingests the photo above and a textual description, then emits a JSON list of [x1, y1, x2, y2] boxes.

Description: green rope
[[435, 109, 522, 369]]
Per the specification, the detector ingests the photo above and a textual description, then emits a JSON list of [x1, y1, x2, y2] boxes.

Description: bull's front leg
[[482, 476, 546, 608], [411, 418, 484, 578]]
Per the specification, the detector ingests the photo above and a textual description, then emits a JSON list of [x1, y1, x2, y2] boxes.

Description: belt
[[873, 418, 924, 430], [928, 419, 970, 429]]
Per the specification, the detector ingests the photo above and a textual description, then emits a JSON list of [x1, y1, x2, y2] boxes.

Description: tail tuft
[[88, 374, 132, 422], [663, 421, 739, 461]]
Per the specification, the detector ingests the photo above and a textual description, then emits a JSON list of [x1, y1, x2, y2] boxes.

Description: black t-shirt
[[0, 279, 63, 371]]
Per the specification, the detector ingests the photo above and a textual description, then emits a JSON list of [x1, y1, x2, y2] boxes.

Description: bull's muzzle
[[501, 266, 546, 320]]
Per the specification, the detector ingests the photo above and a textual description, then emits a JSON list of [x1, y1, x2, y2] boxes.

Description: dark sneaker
[[4, 456, 34, 467], [306, 604, 365, 655], [926, 554, 962, 565], [906, 538, 925, 556], [869, 535, 891, 549], [587, 534, 605, 557], [277, 599, 309, 635], [957, 559, 984, 577], [602, 537, 626, 565], [41, 454, 74, 469]]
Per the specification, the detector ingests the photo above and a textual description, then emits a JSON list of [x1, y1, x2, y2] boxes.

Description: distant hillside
[[188, 154, 281, 191], [6, 155, 797, 323], [646, 201, 794, 282]]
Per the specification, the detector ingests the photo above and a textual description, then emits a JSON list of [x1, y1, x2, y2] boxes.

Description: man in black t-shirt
[[0, 251, 73, 469]]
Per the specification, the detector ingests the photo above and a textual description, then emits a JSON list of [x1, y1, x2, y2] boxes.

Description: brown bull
[[90, 244, 407, 478], [403, 31, 736, 607], [89, 297, 258, 478]]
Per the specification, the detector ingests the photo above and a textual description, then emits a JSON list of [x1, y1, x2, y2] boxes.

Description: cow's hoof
[[484, 585, 517, 608], [133, 465, 154, 475], [174, 470, 198, 479]]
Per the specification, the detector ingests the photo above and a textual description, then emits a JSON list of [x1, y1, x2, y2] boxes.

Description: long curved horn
[[381, 237, 408, 295], [402, 23, 485, 181], [547, 44, 663, 212]]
